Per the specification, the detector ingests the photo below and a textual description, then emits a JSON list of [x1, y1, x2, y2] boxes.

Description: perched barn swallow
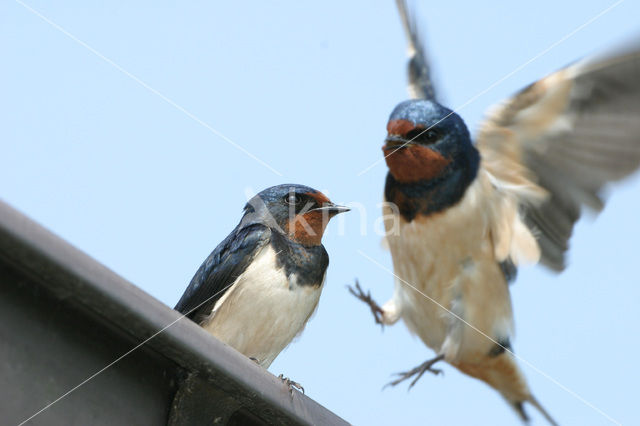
[[175, 184, 348, 385], [350, 0, 640, 423]]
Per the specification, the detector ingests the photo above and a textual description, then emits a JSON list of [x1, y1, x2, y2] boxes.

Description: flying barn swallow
[[175, 184, 348, 388], [350, 0, 640, 423]]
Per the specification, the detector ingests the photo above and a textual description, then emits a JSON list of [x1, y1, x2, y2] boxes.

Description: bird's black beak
[[312, 203, 350, 216], [384, 134, 412, 150]]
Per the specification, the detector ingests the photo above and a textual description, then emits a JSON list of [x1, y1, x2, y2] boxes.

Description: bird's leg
[[347, 280, 384, 328], [278, 374, 304, 395], [249, 357, 260, 364], [385, 354, 445, 389]]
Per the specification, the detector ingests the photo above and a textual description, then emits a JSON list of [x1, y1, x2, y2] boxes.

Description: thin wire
[[14, 0, 283, 177], [18, 281, 236, 425], [357, 0, 625, 176], [357, 250, 621, 425]]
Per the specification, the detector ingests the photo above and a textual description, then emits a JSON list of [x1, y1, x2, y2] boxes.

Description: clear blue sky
[[2, 1, 639, 425]]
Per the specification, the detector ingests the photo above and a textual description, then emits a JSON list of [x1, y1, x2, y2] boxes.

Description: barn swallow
[[175, 184, 348, 389], [350, 0, 640, 423]]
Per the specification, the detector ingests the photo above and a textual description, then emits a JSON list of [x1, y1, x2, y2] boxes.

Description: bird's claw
[[384, 354, 445, 390], [347, 280, 384, 328], [278, 374, 304, 395]]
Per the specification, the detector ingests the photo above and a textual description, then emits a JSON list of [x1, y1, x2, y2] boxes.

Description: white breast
[[384, 171, 522, 361], [201, 245, 323, 368]]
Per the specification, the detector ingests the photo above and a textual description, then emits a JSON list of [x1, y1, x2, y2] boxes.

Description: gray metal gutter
[[0, 199, 350, 426]]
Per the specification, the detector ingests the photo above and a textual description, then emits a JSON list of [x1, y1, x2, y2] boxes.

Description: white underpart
[[382, 169, 540, 362], [202, 245, 324, 368]]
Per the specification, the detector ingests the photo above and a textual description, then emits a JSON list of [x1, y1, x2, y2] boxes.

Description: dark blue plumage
[[175, 223, 271, 323], [384, 99, 479, 221], [174, 184, 347, 368], [270, 231, 329, 288]]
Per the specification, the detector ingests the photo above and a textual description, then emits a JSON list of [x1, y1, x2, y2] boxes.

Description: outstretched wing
[[175, 224, 272, 323], [396, 0, 436, 100], [477, 43, 640, 271]]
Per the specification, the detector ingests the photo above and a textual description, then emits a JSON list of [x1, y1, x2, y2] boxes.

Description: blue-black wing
[[396, 0, 436, 100], [175, 223, 272, 324]]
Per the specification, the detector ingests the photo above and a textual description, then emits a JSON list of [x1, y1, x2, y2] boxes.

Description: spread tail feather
[[455, 354, 558, 425], [527, 395, 558, 426], [510, 400, 529, 423], [507, 395, 558, 426]]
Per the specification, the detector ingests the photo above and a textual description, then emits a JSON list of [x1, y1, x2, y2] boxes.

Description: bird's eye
[[285, 194, 302, 205], [406, 128, 439, 145], [424, 129, 439, 141]]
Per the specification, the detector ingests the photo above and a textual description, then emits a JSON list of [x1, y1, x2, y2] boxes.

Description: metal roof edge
[[0, 199, 349, 426]]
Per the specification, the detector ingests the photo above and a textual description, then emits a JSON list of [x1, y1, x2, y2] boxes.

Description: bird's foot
[[347, 280, 384, 328], [278, 374, 304, 395], [385, 354, 445, 390]]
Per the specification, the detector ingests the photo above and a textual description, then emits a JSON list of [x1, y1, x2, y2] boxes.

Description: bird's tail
[[506, 394, 558, 426], [454, 354, 558, 425]]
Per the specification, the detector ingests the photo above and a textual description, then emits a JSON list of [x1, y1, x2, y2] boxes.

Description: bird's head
[[383, 99, 475, 185], [243, 184, 349, 246]]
